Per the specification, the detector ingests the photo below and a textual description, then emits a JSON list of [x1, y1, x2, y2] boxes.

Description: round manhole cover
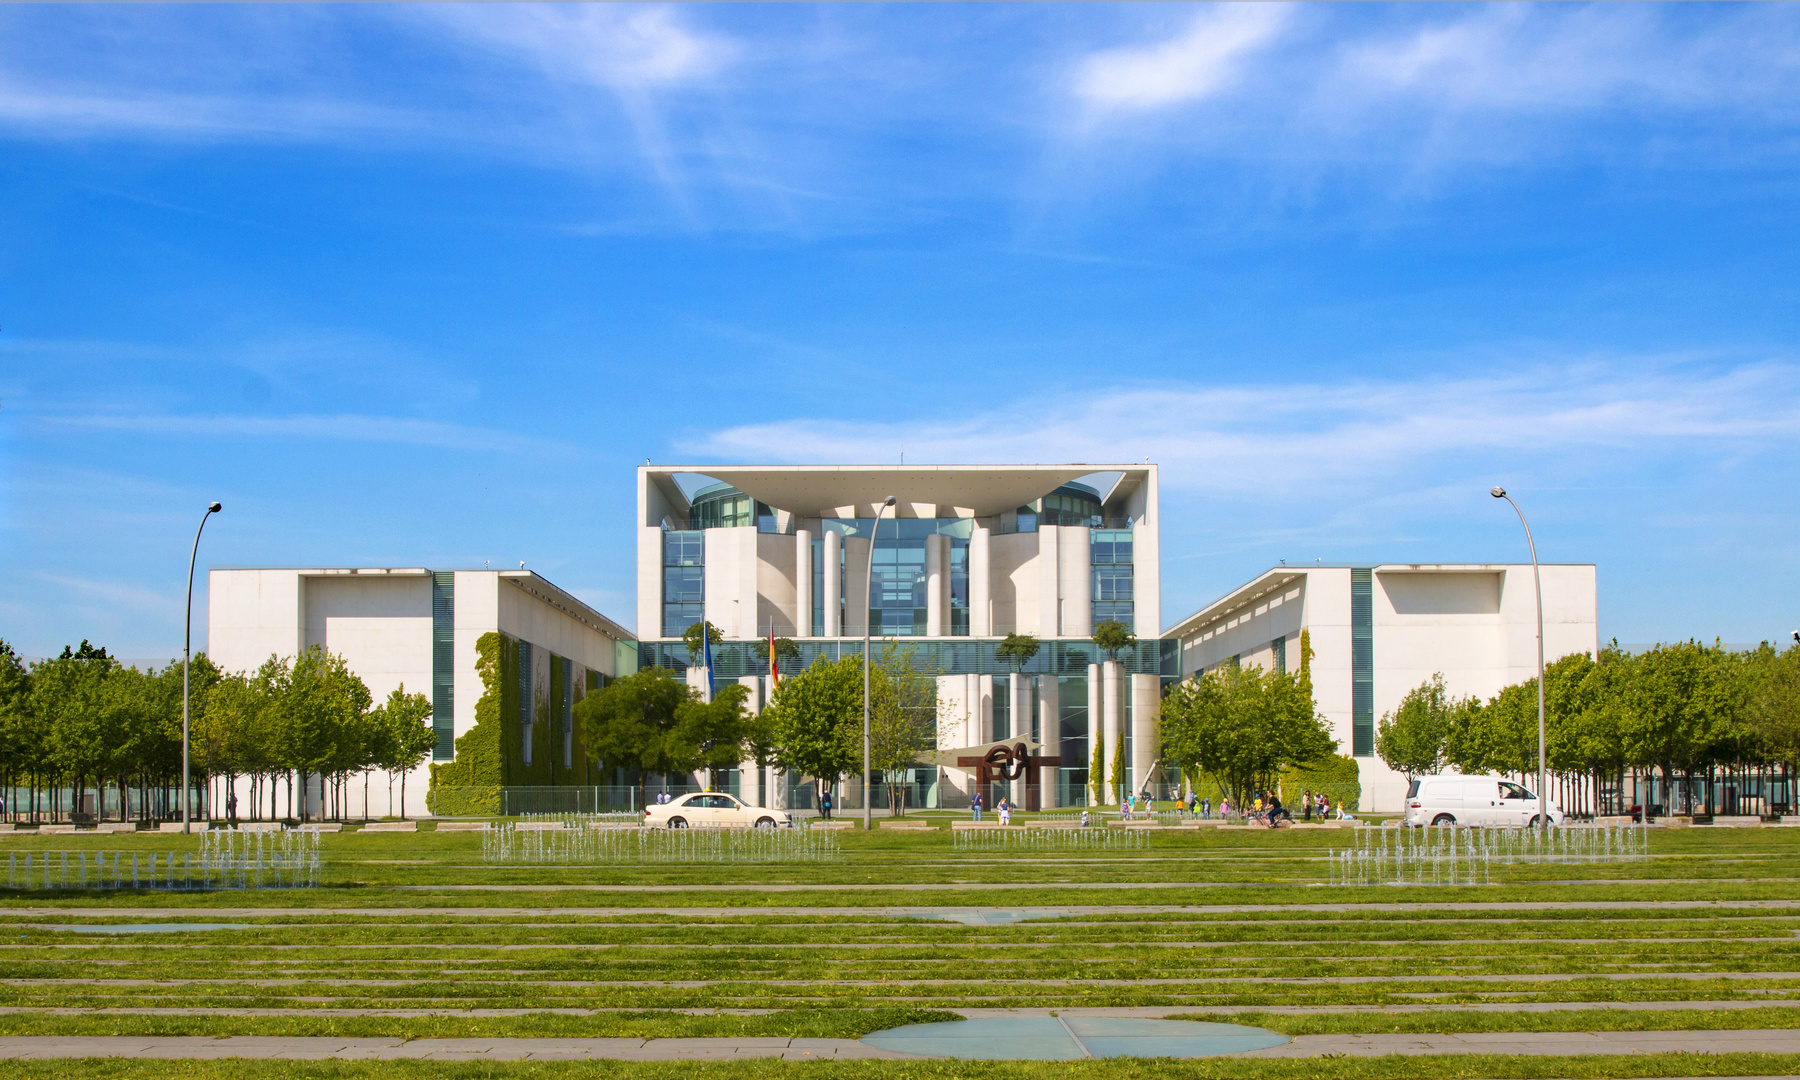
[[862, 1016, 1290, 1060]]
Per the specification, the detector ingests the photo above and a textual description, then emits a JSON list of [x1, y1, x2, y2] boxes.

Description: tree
[[751, 637, 803, 667], [268, 646, 371, 822], [682, 621, 724, 664], [1159, 660, 1335, 809], [868, 645, 938, 815], [1092, 620, 1137, 663], [1622, 640, 1741, 814], [574, 667, 695, 802], [995, 633, 1041, 673], [1746, 642, 1800, 780], [373, 687, 434, 819], [1089, 733, 1105, 807], [1111, 729, 1126, 802], [667, 683, 755, 787], [762, 654, 864, 802], [1375, 674, 1453, 780]]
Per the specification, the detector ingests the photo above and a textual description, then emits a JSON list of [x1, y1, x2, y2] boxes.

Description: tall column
[[737, 674, 763, 807], [844, 536, 871, 638], [1062, 526, 1093, 639], [795, 529, 813, 637], [822, 529, 841, 637], [1130, 673, 1160, 799], [970, 526, 991, 636], [964, 673, 980, 747], [1009, 671, 1029, 807], [1037, 526, 1061, 637], [978, 674, 994, 744], [925, 534, 945, 637], [1038, 674, 1061, 809], [1102, 661, 1122, 804], [1087, 663, 1105, 805]]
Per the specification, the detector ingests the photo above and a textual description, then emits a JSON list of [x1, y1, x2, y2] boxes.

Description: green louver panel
[[1351, 569, 1373, 757], [430, 572, 454, 760], [1273, 635, 1287, 676]]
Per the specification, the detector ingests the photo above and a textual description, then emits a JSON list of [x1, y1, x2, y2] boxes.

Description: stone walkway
[[4, 1028, 1800, 1061]]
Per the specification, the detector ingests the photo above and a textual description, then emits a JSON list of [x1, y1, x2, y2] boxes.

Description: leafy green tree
[[1092, 620, 1137, 663], [268, 646, 372, 822], [868, 645, 938, 815], [1160, 660, 1335, 809], [1623, 640, 1741, 814], [995, 633, 1041, 673], [682, 621, 724, 664], [1746, 642, 1800, 779], [0, 641, 30, 820], [751, 637, 803, 667], [761, 654, 864, 804], [575, 667, 696, 802], [33, 643, 117, 822], [372, 687, 434, 820], [1089, 734, 1104, 807], [1375, 673, 1453, 780], [668, 682, 755, 788]]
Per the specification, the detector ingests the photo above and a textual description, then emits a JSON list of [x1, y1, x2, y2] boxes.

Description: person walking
[[1201, 795, 1211, 820], [972, 790, 984, 822], [998, 797, 1011, 826], [819, 788, 833, 821]]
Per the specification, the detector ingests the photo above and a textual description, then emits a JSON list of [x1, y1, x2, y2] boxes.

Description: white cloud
[[1072, 4, 1291, 111], [40, 414, 570, 456], [681, 360, 1800, 496], [36, 572, 179, 618], [421, 4, 732, 91]]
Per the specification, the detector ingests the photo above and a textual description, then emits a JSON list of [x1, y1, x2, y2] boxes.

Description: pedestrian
[[820, 788, 833, 821], [1146, 793, 1155, 815], [998, 797, 1011, 826], [1219, 796, 1230, 820], [227, 793, 238, 823], [1335, 799, 1347, 820], [1302, 790, 1312, 822], [1201, 795, 1211, 819], [972, 790, 984, 822]]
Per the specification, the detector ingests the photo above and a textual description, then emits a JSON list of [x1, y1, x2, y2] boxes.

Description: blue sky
[[2, 3, 1798, 659]]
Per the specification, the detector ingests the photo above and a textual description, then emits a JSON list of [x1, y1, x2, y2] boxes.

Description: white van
[[1403, 774, 1564, 828]]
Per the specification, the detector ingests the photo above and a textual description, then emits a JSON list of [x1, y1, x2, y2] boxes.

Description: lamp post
[[1491, 486, 1547, 828], [183, 501, 223, 835], [863, 495, 896, 831]]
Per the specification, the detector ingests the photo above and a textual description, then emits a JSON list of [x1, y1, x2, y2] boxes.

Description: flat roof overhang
[[645, 463, 1149, 519]]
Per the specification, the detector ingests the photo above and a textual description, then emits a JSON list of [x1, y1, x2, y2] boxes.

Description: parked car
[[644, 792, 791, 830], [1402, 774, 1565, 828]]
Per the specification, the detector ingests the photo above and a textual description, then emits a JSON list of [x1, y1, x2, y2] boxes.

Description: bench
[[357, 821, 418, 833]]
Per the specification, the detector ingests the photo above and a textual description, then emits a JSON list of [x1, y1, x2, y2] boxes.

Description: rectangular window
[[1352, 569, 1374, 757], [518, 640, 535, 767], [1093, 566, 1134, 602], [663, 530, 704, 640], [1273, 636, 1287, 676], [561, 657, 575, 770], [992, 678, 1009, 743], [430, 571, 454, 760], [1093, 602, 1134, 633], [1090, 529, 1133, 565]]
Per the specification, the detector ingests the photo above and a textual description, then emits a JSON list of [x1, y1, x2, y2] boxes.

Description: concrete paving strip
[[4, 1029, 1800, 1061], [9, 900, 1800, 918], [0, 1036, 916, 1060]]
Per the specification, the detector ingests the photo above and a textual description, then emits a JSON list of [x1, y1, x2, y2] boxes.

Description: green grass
[[12, 1054, 1800, 1080], [4, 825, 1800, 1052]]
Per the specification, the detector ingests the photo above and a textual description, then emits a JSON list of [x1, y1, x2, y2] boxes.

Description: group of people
[[968, 791, 1016, 824]]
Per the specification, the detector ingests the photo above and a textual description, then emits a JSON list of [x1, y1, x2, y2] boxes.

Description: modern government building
[[207, 463, 1597, 817]]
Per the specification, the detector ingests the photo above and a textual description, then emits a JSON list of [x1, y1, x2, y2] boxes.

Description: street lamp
[[183, 501, 223, 835], [1491, 486, 1547, 828], [863, 495, 896, 831]]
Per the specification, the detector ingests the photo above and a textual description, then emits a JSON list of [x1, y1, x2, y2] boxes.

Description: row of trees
[[574, 645, 943, 814], [1376, 640, 1800, 809], [0, 638, 436, 823]]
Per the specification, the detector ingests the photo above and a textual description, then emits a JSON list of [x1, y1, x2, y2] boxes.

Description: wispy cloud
[[1073, 5, 1290, 112], [682, 359, 1800, 496], [36, 572, 179, 618], [41, 414, 570, 456]]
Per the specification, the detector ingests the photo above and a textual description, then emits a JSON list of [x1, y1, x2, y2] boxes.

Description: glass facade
[[815, 517, 973, 638], [1091, 527, 1134, 633], [518, 641, 534, 767], [1351, 568, 1374, 757], [638, 637, 1175, 678], [662, 530, 705, 639], [688, 483, 770, 530], [430, 571, 455, 760], [1040, 483, 1104, 527], [1272, 635, 1287, 675]]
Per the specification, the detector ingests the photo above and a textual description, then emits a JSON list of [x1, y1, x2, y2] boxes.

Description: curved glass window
[[688, 483, 770, 530], [1039, 483, 1104, 527]]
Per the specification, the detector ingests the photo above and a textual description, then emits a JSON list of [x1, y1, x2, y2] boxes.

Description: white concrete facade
[[637, 464, 1160, 641], [1166, 564, 1599, 814], [208, 567, 635, 819]]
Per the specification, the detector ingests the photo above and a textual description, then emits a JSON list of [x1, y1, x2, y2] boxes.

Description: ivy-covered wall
[[428, 631, 608, 814]]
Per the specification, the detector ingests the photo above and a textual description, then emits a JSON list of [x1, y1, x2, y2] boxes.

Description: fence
[[481, 820, 840, 864], [1328, 822, 1649, 886], [6, 830, 321, 891], [952, 827, 1147, 852]]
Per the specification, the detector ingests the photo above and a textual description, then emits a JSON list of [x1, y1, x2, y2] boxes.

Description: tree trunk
[[399, 768, 406, 821]]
